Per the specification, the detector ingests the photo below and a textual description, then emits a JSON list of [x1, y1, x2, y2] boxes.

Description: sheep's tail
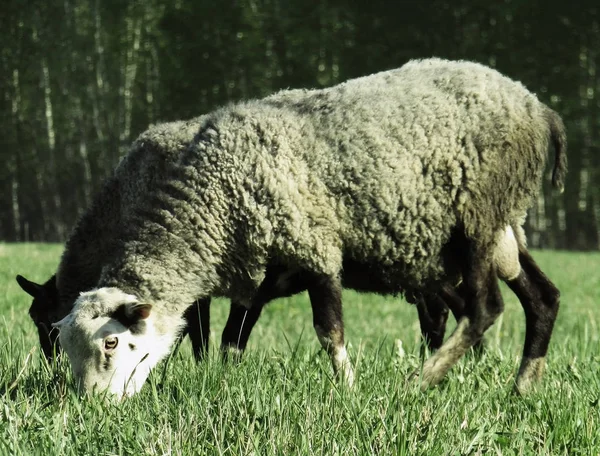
[[546, 108, 568, 193]]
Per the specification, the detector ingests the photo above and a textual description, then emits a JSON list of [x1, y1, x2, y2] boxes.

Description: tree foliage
[[1, 0, 599, 248]]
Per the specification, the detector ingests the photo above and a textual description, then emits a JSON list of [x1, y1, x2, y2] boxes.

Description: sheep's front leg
[[221, 301, 266, 359], [420, 248, 503, 390], [307, 274, 354, 387], [183, 298, 211, 361], [506, 248, 559, 394], [220, 266, 311, 359]]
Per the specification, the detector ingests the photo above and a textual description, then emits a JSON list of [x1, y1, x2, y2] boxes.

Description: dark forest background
[[1, 0, 599, 249]]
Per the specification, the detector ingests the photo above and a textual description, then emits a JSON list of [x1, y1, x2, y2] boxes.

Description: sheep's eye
[[104, 336, 118, 351]]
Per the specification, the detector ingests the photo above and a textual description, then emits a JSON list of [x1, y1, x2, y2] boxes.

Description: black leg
[[415, 282, 487, 355], [221, 301, 266, 358], [415, 292, 449, 352], [421, 242, 504, 389], [506, 248, 560, 393], [183, 298, 211, 362], [441, 282, 487, 355], [441, 282, 467, 323], [307, 273, 354, 386], [219, 267, 311, 359]]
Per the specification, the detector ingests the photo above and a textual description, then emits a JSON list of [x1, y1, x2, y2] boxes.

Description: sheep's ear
[[16, 275, 45, 298], [52, 314, 71, 329], [126, 303, 152, 321], [111, 303, 152, 328]]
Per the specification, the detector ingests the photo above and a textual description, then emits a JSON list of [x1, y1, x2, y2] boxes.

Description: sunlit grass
[[1, 244, 599, 454]]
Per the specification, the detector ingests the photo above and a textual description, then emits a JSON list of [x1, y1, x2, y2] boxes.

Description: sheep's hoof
[[420, 376, 436, 392], [419, 373, 436, 391], [334, 362, 355, 389], [513, 378, 538, 396], [514, 356, 545, 395], [220, 344, 244, 363], [420, 357, 448, 391], [341, 368, 355, 389]]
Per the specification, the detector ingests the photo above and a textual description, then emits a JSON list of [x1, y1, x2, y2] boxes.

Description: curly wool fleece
[[100, 58, 562, 316], [55, 117, 207, 313]]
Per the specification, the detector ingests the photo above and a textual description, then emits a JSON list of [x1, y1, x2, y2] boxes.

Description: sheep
[[15, 116, 478, 363], [17, 122, 488, 362], [16, 116, 471, 363], [53, 57, 566, 398], [16, 117, 212, 361]]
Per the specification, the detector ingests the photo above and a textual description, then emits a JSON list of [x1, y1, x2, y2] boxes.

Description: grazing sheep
[[54, 58, 565, 398], [17, 118, 466, 363], [17, 118, 212, 361]]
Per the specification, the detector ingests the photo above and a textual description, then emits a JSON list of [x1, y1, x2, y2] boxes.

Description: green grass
[[1, 243, 599, 455]]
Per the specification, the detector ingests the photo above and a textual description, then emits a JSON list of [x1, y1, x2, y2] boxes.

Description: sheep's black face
[[16, 274, 62, 360]]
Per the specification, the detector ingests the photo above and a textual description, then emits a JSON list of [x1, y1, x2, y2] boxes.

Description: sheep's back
[[121, 58, 555, 296], [259, 59, 551, 285]]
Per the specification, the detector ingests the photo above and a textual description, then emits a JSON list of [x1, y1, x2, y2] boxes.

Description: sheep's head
[[16, 274, 62, 360], [55, 288, 174, 399]]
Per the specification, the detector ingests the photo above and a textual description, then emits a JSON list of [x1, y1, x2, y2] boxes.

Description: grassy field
[[1, 243, 599, 455]]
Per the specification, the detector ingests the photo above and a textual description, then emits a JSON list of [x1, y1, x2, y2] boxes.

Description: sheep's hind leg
[[307, 273, 354, 387], [420, 246, 504, 390], [183, 298, 211, 361], [415, 292, 449, 353], [416, 283, 486, 354], [506, 248, 559, 394], [443, 282, 488, 354]]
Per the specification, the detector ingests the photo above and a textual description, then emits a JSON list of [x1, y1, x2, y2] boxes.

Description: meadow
[[1, 243, 599, 455]]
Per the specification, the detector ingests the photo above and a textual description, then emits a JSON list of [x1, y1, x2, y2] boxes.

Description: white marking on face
[[57, 288, 181, 399]]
